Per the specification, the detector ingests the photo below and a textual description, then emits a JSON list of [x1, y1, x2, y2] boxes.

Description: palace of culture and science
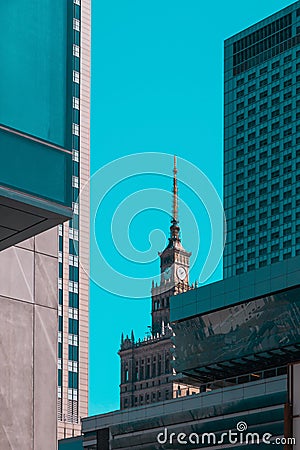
[[118, 157, 200, 410]]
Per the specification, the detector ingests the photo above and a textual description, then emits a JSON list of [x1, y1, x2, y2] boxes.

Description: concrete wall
[[0, 228, 58, 450]]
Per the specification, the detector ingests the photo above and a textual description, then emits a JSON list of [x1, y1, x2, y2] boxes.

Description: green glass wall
[[0, 0, 72, 149]]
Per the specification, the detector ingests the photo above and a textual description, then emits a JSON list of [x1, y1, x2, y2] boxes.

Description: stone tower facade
[[119, 157, 199, 410]]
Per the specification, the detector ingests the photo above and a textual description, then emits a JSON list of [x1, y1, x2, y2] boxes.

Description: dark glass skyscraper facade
[[224, 1, 300, 278]]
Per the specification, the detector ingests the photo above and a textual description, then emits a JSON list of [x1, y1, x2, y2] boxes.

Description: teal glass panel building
[[0, 0, 73, 249], [224, 0, 300, 278], [0, 1, 72, 148]]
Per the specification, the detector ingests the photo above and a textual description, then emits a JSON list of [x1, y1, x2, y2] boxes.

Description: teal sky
[[89, 0, 294, 415]]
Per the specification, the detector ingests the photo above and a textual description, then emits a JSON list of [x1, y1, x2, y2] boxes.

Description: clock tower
[[151, 156, 191, 334], [119, 156, 199, 411]]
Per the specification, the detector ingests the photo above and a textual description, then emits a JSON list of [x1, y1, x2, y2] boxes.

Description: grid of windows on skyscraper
[[224, 2, 300, 278], [58, 0, 81, 424]]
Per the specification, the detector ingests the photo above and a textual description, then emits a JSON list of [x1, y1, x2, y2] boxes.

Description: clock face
[[164, 267, 171, 280], [177, 266, 186, 281]]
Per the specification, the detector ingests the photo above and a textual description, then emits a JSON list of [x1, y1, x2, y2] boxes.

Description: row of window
[[123, 389, 170, 408], [236, 115, 300, 131], [234, 228, 294, 243], [236, 238, 295, 252], [235, 53, 299, 87], [234, 215, 298, 231], [234, 144, 298, 162], [236, 127, 299, 144], [233, 35, 300, 76], [234, 27, 292, 66], [236, 94, 300, 111], [236, 80, 300, 103], [233, 14, 292, 54], [234, 251, 296, 274], [233, 134, 300, 152]]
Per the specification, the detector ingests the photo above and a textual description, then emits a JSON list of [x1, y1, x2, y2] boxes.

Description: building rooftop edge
[[224, 1, 298, 44], [82, 374, 286, 431], [170, 255, 300, 322]]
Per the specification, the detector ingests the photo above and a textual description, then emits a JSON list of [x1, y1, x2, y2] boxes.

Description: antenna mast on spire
[[170, 155, 180, 241], [172, 155, 178, 224]]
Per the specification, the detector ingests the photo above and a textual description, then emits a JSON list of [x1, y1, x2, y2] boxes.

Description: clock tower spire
[[151, 156, 192, 334]]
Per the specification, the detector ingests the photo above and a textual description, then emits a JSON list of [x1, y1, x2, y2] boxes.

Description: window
[[73, 18, 80, 31], [272, 109, 279, 118], [73, 44, 80, 58], [260, 127, 267, 136], [284, 116, 292, 125], [259, 79, 268, 87], [272, 85, 279, 94], [284, 67, 292, 76], [272, 60, 280, 69], [284, 79, 292, 88], [73, 70, 80, 84], [72, 123, 79, 136], [272, 122, 279, 130], [72, 149, 79, 162], [284, 104, 292, 112], [272, 73, 280, 81], [259, 115, 267, 124], [259, 91, 268, 99], [260, 150, 268, 159], [237, 113, 244, 121], [260, 103, 268, 111], [73, 97, 79, 109], [271, 146, 279, 154]]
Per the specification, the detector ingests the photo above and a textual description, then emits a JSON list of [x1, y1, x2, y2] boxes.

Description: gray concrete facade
[[0, 228, 58, 450]]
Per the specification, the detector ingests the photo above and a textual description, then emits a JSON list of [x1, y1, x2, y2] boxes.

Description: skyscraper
[[0, 1, 75, 448], [224, 0, 300, 278], [119, 157, 199, 410], [57, 0, 90, 440]]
